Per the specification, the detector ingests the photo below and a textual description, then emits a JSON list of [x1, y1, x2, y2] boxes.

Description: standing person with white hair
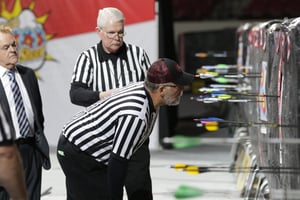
[[0, 24, 50, 200], [68, 7, 152, 200], [58, 58, 194, 200]]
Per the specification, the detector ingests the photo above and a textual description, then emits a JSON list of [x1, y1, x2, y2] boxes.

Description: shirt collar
[[0, 65, 12, 78], [98, 41, 127, 62], [0, 65, 19, 78], [0, 66, 6, 78]]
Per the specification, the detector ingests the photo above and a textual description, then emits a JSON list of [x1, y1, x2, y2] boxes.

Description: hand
[[99, 88, 118, 100]]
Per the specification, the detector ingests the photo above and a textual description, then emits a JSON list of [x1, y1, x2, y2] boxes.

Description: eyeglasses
[[102, 30, 126, 39]]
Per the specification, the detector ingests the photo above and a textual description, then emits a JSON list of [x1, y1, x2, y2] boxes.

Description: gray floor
[[41, 142, 243, 200], [40, 93, 242, 199]]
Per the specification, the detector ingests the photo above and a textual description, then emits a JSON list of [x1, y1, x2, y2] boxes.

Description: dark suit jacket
[[0, 64, 51, 170]]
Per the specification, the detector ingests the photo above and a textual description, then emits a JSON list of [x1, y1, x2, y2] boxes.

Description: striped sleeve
[[71, 45, 96, 86], [126, 44, 151, 79], [112, 114, 146, 159]]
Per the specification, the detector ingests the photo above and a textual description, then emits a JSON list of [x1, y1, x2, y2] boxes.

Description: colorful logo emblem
[[0, 0, 55, 76]]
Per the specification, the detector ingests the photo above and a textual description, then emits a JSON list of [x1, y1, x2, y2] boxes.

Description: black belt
[[15, 137, 35, 145]]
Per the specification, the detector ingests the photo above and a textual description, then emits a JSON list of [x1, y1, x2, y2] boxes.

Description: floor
[[40, 132, 243, 200], [40, 92, 243, 199]]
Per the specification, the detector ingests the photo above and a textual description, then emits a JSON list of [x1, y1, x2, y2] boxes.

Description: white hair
[[97, 7, 125, 28]]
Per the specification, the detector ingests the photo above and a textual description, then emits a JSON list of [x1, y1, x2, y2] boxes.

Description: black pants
[[0, 140, 42, 200], [57, 135, 152, 200], [57, 136, 109, 200], [125, 139, 152, 200]]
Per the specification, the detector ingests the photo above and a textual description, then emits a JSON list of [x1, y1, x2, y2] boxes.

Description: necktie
[[7, 70, 30, 137]]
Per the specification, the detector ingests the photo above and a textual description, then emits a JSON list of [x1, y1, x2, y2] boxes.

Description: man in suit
[[0, 25, 50, 200]]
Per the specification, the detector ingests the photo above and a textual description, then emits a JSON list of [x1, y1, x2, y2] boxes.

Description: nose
[[9, 44, 17, 51]]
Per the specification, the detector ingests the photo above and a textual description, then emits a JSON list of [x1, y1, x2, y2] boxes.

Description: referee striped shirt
[[0, 105, 14, 144], [62, 82, 157, 165], [71, 42, 151, 92]]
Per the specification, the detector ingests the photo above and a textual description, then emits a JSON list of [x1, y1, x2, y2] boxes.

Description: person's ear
[[95, 27, 101, 33], [159, 85, 165, 98]]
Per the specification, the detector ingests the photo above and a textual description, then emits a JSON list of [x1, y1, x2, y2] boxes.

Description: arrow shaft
[[211, 92, 278, 98], [194, 119, 297, 127], [185, 165, 300, 171], [163, 137, 300, 145], [186, 169, 300, 174]]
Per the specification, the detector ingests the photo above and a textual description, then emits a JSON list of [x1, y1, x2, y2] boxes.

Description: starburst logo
[[0, 0, 55, 76]]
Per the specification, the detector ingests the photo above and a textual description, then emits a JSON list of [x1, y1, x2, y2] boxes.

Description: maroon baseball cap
[[147, 58, 194, 85]]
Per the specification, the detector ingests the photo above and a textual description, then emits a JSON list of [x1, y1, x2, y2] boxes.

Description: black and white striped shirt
[[71, 42, 150, 92], [63, 82, 157, 165], [0, 105, 14, 144]]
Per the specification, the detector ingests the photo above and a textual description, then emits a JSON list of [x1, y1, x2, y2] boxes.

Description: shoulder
[[126, 43, 147, 53], [15, 65, 38, 82], [81, 44, 98, 56], [15, 64, 34, 74], [110, 82, 145, 100]]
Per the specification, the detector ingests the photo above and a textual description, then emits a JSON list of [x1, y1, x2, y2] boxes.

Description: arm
[[70, 82, 100, 106], [107, 115, 146, 199], [107, 154, 128, 200], [70, 82, 118, 106], [0, 144, 27, 200], [24, 67, 51, 169], [69, 51, 99, 106]]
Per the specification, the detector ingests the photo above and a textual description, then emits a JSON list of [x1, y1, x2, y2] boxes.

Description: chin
[[110, 47, 121, 53], [167, 101, 180, 106]]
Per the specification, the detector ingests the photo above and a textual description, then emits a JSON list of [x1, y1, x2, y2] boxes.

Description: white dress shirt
[[0, 65, 34, 138]]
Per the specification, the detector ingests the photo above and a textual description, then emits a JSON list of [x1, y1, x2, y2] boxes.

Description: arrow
[[191, 93, 234, 101], [172, 185, 300, 199], [192, 92, 274, 102], [156, 185, 241, 199], [195, 51, 231, 58], [200, 64, 252, 70], [199, 85, 252, 93], [209, 90, 279, 98], [195, 72, 260, 79], [171, 163, 300, 172], [223, 73, 260, 79], [194, 118, 298, 131], [182, 165, 300, 175], [209, 83, 238, 89], [198, 87, 228, 93], [190, 96, 263, 103], [197, 65, 254, 77], [195, 71, 218, 79], [163, 135, 300, 149], [211, 77, 239, 84], [195, 118, 297, 128]]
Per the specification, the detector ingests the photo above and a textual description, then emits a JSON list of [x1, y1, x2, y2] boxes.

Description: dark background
[[171, 0, 300, 21], [157, 0, 300, 147]]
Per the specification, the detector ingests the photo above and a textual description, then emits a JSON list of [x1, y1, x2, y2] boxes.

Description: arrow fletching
[[174, 185, 204, 199], [163, 135, 202, 149]]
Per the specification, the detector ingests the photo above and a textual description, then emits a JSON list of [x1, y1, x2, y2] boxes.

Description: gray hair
[[97, 7, 125, 28], [144, 80, 160, 91], [0, 25, 13, 34]]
